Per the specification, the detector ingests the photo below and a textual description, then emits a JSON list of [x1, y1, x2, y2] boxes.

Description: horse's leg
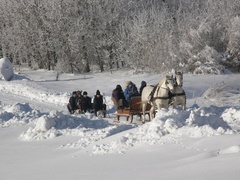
[[177, 96, 186, 110], [173, 101, 177, 109], [149, 105, 155, 121], [142, 102, 146, 123], [162, 99, 170, 109], [171, 97, 177, 109], [182, 104, 186, 110], [182, 96, 187, 110], [156, 101, 162, 112]]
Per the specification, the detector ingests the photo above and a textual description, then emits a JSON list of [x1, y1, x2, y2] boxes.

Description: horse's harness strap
[[149, 87, 185, 102], [151, 96, 170, 101], [170, 90, 186, 97], [149, 85, 171, 102], [149, 84, 158, 101]]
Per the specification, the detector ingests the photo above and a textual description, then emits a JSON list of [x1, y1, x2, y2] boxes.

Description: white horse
[[141, 75, 175, 123], [175, 71, 183, 87], [169, 71, 186, 110]]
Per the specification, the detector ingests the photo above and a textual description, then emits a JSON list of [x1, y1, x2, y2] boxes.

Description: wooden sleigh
[[112, 96, 151, 123]]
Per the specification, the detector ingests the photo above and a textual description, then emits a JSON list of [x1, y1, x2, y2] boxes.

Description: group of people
[[67, 90, 106, 117], [112, 80, 147, 109], [67, 80, 147, 116]]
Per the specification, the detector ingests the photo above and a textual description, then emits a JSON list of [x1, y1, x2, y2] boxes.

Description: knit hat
[[96, 90, 100, 95], [141, 81, 146, 86], [125, 81, 132, 87], [116, 84, 122, 89], [72, 91, 77, 95]]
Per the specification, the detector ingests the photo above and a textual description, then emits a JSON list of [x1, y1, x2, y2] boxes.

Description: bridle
[[174, 72, 183, 87], [149, 77, 174, 101]]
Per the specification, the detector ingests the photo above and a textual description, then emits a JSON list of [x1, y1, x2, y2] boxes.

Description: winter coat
[[68, 94, 77, 110], [112, 88, 125, 102], [81, 96, 92, 112], [139, 81, 147, 95], [93, 95, 105, 111], [124, 84, 139, 102]]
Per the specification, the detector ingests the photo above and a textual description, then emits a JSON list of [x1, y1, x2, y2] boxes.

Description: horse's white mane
[[158, 75, 172, 86]]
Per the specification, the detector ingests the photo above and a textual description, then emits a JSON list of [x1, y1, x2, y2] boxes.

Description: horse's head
[[175, 71, 183, 87], [165, 75, 175, 92]]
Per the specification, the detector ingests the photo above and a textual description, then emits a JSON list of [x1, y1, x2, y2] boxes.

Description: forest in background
[[1, 0, 240, 74]]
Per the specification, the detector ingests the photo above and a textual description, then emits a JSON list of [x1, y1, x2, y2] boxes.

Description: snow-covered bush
[[0, 57, 14, 81], [186, 46, 225, 74]]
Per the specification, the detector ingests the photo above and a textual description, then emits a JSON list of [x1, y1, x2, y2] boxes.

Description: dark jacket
[[68, 96, 77, 110], [139, 81, 147, 95], [81, 96, 92, 112], [93, 95, 105, 111], [67, 91, 78, 113], [112, 85, 127, 108], [112, 86, 125, 102]]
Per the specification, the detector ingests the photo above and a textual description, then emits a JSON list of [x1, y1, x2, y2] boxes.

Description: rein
[[151, 96, 171, 101], [169, 91, 186, 97], [149, 82, 172, 102]]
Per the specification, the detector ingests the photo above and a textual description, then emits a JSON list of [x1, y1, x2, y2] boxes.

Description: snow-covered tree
[[1, 0, 240, 74], [226, 16, 240, 68]]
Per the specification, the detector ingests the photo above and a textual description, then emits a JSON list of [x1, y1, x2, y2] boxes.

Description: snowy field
[[1, 68, 240, 180]]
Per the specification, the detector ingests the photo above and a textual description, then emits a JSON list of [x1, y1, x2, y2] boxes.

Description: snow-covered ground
[[1, 68, 240, 180]]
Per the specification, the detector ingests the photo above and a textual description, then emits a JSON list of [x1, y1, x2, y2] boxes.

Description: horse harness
[[148, 84, 185, 102], [169, 90, 186, 98], [148, 84, 170, 102]]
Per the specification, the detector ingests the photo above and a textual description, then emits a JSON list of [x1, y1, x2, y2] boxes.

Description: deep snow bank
[[1, 102, 239, 155], [0, 76, 68, 106]]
